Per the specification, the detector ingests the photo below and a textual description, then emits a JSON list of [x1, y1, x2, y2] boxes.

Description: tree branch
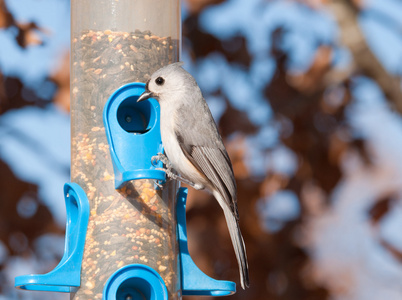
[[329, 0, 402, 113]]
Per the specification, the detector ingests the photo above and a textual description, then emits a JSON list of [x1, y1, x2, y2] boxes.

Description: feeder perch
[[176, 188, 236, 296], [15, 183, 90, 292]]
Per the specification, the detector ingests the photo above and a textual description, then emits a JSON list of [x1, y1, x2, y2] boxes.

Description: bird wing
[[176, 131, 250, 289], [175, 131, 239, 218]]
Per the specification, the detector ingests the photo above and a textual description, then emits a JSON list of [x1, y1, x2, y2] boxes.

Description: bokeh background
[[1, 0, 402, 299]]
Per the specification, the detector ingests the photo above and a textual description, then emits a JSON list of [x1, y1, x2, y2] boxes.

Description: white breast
[[159, 101, 201, 182]]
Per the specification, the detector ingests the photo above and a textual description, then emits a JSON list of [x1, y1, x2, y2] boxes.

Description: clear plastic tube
[[70, 1, 181, 298]]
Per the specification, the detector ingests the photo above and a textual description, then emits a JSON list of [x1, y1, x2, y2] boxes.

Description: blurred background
[[1, 0, 402, 299]]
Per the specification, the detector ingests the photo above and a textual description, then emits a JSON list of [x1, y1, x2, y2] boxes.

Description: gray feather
[[183, 144, 237, 216], [223, 203, 250, 290]]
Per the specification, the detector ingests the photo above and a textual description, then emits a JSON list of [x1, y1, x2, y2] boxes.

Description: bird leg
[[152, 153, 204, 190], [162, 168, 204, 190]]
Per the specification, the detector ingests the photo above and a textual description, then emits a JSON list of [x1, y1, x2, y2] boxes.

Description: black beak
[[138, 81, 154, 102], [137, 90, 154, 102]]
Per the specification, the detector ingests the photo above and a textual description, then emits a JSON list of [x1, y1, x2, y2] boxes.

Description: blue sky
[[0, 0, 70, 86]]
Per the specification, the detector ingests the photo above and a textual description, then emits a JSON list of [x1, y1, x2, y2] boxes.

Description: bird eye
[[155, 77, 165, 86]]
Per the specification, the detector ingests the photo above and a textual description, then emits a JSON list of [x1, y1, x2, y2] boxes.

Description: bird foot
[[152, 153, 204, 190]]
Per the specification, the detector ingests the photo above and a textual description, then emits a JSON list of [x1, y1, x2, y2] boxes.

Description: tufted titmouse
[[137, 62, 250, 289]]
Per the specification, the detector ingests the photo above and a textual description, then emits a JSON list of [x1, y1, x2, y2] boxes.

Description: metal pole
[[70, 1, 181, 299]]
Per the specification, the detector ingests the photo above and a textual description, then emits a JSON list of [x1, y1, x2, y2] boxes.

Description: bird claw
[[151, 153, 171, 168], [153, 180, 164, 189], [152, 153, 175, 183]]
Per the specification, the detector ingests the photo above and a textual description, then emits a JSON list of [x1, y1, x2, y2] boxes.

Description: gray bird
[[137, 62, 250, 289]]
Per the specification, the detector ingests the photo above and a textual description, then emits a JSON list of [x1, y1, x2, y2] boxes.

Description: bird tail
[[222, 204, 250, 289]]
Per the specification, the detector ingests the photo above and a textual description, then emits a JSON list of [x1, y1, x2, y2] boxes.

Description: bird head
[[137, 62, 195, 103]]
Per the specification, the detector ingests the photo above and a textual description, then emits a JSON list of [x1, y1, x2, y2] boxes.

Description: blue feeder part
[[103, 82, 166, 189], [15, 183, 90, 292], [103, 264, 168, 300], [176, 188, 236, 296]]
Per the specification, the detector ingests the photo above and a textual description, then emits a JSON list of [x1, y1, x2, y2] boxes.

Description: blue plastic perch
[[15, 183, 90, 292]]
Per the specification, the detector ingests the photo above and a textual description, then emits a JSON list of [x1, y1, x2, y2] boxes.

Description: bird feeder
[[72, 0, 182, 298], [15, 0, 236, 299]]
